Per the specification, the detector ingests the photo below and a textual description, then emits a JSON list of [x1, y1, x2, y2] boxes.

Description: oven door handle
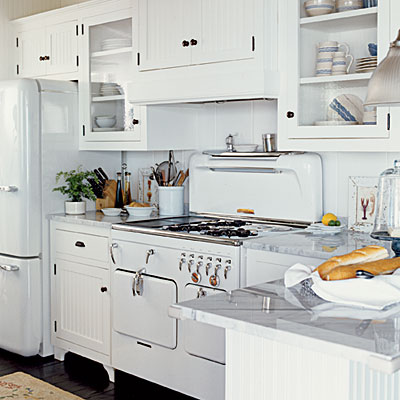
[[132, 268, 146, 296], [110, 243, 118, 264]]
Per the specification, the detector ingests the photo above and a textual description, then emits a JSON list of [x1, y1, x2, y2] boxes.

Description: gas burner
[[201, 228, 257, 238], [162, 219, 257, 238]]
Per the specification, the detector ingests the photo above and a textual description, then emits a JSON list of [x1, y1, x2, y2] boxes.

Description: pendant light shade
[[365, 30, 400, 106]]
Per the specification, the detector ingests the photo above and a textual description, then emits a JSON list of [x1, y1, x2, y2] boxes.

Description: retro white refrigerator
[[0, 79, 117, 357]]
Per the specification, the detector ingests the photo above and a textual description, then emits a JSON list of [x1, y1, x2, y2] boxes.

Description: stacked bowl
[[336, 0, 363, 12], [304, 0, 335, 16]]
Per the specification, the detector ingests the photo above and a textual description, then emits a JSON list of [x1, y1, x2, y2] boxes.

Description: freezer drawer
[[0, 256, 41, 356], [183, 284, 226, 364], [113, 269, 177, 349]]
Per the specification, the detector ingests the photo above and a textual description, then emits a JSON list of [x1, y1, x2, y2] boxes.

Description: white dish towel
[[284, 263, 400, 310]]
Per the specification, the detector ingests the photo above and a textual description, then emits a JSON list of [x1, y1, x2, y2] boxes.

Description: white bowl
[[125, 206, 156, 217], [95, 117, 116, 128], [101, 208, 122, 216], [233, 144, 259, 152], [304, 0, 335, 16], [327, 94, 364, 123]]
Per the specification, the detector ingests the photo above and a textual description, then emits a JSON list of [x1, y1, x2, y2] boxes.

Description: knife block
[[96, 180, 117, 210]]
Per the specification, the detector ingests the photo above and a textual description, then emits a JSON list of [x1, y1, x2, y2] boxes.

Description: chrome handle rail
[[110, 243, 118, 264]]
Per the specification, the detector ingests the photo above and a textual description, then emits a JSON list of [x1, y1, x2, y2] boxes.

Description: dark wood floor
[[0, 349, 194, 399]]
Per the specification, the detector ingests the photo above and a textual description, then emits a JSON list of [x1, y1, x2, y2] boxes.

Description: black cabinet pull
[[190, 39, 198, 46], [44, 55, 50, 61], [100, 287, 108, 293], [39, 56, 44, 61], [286, 111, 295, 119], [132, 119, 139, 125], [75, 241, 85, 248], [182, 40, 189, 47]]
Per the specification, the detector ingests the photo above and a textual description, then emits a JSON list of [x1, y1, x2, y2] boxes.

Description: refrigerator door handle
[[0, 264, 20, 272], [0, 186, 18, 192]]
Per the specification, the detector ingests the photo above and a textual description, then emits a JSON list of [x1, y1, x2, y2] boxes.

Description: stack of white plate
[[101, 38, 131, 51], [305, 223, 345, 235], [99, 82, 122, 96], [355, 56, 377, 73]]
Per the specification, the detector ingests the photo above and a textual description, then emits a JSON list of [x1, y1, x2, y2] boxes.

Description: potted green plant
[[53, 166, 98, 215]]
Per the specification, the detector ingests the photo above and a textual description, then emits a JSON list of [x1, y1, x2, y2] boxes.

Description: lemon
[[322, 213, 337, 226]]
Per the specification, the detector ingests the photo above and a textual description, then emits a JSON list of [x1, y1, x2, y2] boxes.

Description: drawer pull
[[100, 286, 108, 293], [0, 264, 19, 272], [75, 241, 86, 248]]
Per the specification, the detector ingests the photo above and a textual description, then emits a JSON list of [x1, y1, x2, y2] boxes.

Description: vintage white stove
[[110, 152, 322, 399]]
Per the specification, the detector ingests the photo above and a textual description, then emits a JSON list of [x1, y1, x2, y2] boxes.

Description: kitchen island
[[170, 280, 400, 400]]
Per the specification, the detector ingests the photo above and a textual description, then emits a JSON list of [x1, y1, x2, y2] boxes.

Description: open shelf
[[300, 7, 377, 31], [91, 46, 132, 58], [92, 95, 125, 102], [300, 72, 372, 85]]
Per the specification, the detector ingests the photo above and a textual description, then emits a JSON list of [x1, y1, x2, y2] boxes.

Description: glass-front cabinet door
[[280, 0, 391, 142], [80, 8, 142, 146]]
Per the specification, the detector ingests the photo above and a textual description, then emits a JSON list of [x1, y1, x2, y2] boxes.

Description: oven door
[[113, 269, 178, 349], [183, 284, 226, 365]]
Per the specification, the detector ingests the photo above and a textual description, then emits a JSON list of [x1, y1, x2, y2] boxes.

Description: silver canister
[[262, 133, 277, 152]]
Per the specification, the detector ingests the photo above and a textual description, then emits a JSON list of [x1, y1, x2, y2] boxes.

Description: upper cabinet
[[278, 0, 400, 151], [138, 0, 256, 71], [128, 0, 280, 104], [14, 17, 79, 79]]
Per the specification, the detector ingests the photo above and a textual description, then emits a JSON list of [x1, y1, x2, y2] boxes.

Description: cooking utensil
[[88, 178, 104, 198], [94, 169, 106, 187], [156, 160, 178, 185], [98, 167, 109, 181]]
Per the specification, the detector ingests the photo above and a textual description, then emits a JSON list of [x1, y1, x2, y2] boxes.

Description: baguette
[[325, 257, 400, 281], [314, 245, 388, 280]]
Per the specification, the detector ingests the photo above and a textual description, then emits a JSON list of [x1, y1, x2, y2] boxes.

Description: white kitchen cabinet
[[137, 0, 255, 71], [50, 221, 112, 373], [15, 20, 78, 78], [277, 0, 400, 151], [245, 249, 322, 287], [128, 0, 279, 104], [78, 2, 198, 151]]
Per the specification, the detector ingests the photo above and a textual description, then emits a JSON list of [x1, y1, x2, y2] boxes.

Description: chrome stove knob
[[188, 259, 195, 273], [179, 258, 186, 271], [224, 265, 231, 279], [205, 263, 212, 276], [196, 261, 203, 273]]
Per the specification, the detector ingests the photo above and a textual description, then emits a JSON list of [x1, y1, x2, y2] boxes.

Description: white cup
[[158, 186, 185, 216], [332, 52, 354, 74], [318, 41, 350, 56]]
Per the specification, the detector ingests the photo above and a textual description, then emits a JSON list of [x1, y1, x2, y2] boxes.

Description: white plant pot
[[65, 201, 86, 215]]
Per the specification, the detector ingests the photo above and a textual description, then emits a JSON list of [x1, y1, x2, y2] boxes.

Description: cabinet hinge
[[54, 321, 57, 332], [54, 264, 56, 275], [252, 36, 255, 52], [137, 52, 140, 66], [81, 24, 84, 35], [82, 125, 86, 137], [16, 65, 19, 75], [387, 113, 391, 131], [76, 24, 79, 36], [76, 55, 79, 67], [16, 37, 18, 48]]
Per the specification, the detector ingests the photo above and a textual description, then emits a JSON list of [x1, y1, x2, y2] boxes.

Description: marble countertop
[[50, 210, 162, 229], [243, 230, 392, 260], [170, 280, 400, 373]]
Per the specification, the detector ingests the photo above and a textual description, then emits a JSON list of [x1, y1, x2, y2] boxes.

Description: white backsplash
[[125, 100, 398, 219]]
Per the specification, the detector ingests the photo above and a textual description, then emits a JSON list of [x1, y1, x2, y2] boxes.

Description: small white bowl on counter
[[125, 206, 156, 217], [101, 208, 122, 216]]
